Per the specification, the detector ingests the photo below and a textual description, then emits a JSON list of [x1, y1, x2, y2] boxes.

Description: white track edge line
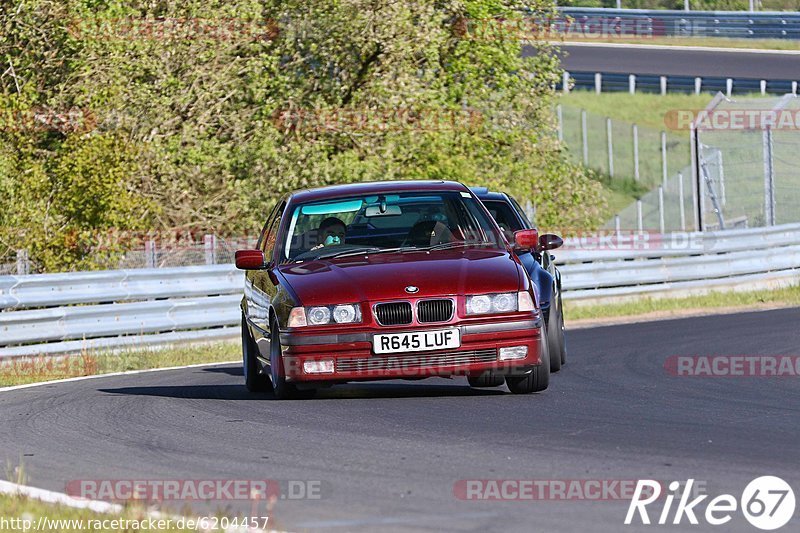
[[0, 360, 239, 394]]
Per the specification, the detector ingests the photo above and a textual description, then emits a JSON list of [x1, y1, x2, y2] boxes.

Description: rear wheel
[[547, 288, 566, 372], [269, 321, 315, 400], [242, 315, 269, 392], [505, 322, 550, 394]]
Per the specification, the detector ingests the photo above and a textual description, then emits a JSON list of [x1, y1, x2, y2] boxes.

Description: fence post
[[762, 126, 776, 226], [615, 215, 621, 241], [16, 249, 30, 276], [204, 234, 217, 265], [145, 239, 157, 269], [632, 124, 640, 181], [636, 200, 643, 232], [658, 185, 665, 234], [661, 131, 668, 188], [629, 74, 636, 95], [581, 109, 588, 166], [678, 172, 687, 231], [606, 117, 614, 178], [556, 104, 563, 143], [716, 149, 726, 206], [685, 0, 691, 10], [660, 76, 667, 95], [690, 123, 701, 231], [595, 73, 602, 95], [562, 71, 570, 94]]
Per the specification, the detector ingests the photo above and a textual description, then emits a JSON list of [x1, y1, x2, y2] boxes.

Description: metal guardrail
[[557, 223, 800, 301], [1, 223, 798, 357], [559, 8, 800, 40]]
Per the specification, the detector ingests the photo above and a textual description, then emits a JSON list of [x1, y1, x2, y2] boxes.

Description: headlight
[[287, 304, 361, 327], [308, 306, 331, 325], [466, 292, 533, 315]]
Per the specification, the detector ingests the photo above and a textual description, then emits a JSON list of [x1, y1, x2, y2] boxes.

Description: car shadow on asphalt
[[97, 381, 508, 400]]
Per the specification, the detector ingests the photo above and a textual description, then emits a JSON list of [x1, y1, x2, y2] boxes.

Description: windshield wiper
[[315, 247, 382, 260], [423, 241, 492, 252]]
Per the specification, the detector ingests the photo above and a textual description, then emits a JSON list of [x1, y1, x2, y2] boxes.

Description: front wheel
[[269, 321, 315, 400], [242, 315, 270, 392], [506, 322, 550, 394]]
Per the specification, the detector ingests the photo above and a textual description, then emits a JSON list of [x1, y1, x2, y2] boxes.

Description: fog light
[[498, 346, 528, 361], [303, 360, 335, 374]]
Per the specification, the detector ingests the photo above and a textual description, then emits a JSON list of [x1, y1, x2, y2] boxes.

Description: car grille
[[417, 299, 453, 323], [336, 348, 497, 373], [374, 302, 413, 326]]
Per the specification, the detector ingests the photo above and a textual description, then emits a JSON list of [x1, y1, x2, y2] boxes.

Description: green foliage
[[1, 0, 605, 272]]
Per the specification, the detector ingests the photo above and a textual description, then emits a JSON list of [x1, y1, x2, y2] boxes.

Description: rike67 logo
[[625, 477, 796, 530]]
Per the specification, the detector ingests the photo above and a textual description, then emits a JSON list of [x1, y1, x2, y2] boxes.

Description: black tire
[[467, 372, 505, 388], [268, 321, 315, 400], [547, 300, 562, 373], [505, 322, 550, 394], [557, 292, 567, 366], [242, 315, 270, 392]]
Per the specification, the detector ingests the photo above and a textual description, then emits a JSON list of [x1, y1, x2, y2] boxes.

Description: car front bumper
[[279, 319, 543, 382]]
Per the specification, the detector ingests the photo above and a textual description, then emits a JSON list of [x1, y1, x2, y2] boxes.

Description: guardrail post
[[556, 104, 563, 143], [633, 124, 640, 181], [629, 74, 636, 95], [145, 240, 157, 269], [678, 172, 687, 231], [595, 73, 602, 95], [661, 131, 668, 188], [204, 234, 217, 265], [562, 71, 570, 94], [694, 77, 702, 95], [606, 117, 614, 178], [760, 80, 767, 95], [660, 76, 667, 95], [762, 126, 776, 226], [793, 81, 797, 96], [636, 200, 643, 232], [581, 109, 588, 166], [16, 249, 30, 276], [726, 78, 733, 97], [658, 186, 665, 234]]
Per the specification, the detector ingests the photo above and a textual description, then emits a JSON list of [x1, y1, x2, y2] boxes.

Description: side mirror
[[513, 229, 539, 251], [235, 249, 266, 270], [538, 233, 563, 251]]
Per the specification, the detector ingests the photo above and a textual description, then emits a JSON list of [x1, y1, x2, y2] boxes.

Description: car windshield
[[282, 190, 504, 262]]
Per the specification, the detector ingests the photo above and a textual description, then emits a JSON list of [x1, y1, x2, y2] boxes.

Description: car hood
[[277, 248, 523, 305]]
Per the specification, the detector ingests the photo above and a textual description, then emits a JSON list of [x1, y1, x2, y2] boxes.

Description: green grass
[[0, 342, 238, 388], [564, 284, 800, 321]]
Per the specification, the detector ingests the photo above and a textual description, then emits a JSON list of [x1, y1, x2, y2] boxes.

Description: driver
[[312, 217, 346, 250]]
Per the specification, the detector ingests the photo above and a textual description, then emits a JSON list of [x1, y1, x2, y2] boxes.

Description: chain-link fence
[[7, 235, 259, 275], [697, 94, 800, 230]]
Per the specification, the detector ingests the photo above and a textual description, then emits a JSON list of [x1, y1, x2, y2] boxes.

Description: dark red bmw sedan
[[235, 180, 550, 398]]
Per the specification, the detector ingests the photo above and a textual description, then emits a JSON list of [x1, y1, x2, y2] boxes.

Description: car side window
[[260, 202, 285, 263], [508, 195, 533, 229]]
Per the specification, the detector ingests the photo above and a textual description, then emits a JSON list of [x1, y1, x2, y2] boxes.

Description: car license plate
[[373, 328, 461, 355]]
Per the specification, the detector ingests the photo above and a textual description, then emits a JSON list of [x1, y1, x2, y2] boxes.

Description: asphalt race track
[[546, 43, 800, 79], [2, 307, 799, 532]]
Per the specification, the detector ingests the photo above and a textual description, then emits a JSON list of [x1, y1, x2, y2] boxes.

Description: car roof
[[290, 180, 469, 204], [469, 187, 508, 202]]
